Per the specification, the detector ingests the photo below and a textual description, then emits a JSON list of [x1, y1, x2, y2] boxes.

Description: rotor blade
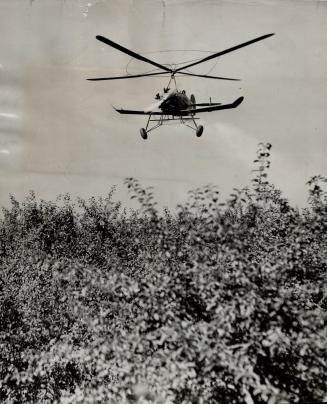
[[87, 71, 168, 81], [96, 35, 172, 73], [175, 33, 274, 72], [178, 72, 240, 81]]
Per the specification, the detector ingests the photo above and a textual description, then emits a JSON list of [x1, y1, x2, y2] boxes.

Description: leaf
[[243, 387, 255, 404]]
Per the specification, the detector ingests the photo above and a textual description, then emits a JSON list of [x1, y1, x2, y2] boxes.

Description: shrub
[[0, 144, 326, 403]]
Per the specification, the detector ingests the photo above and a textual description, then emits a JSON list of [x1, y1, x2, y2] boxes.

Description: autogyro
[[88, 33, 274, 139]]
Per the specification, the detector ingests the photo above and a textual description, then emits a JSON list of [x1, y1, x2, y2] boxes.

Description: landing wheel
[[196, 125, 204, 137], [140, 128, 148, 140]]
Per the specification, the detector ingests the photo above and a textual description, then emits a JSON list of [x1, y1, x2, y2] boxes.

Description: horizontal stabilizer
[[113, 97, 243, 116], [190, 102, 221, 107], [183, 96, 244, 114], [113, 107, 163, 115]]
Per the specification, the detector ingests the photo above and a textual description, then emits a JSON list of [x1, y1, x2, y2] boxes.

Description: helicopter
[[88, 33, 274, 140]]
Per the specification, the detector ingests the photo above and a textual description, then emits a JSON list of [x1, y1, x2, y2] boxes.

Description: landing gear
[[139, 113, 203, 139], [196, 125, 204, 137], [180, 112, 204, 138], [140, 128, 148, 140]]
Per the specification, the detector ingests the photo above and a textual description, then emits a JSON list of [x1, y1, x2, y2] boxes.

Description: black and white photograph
[[0, 0, 326, 403]]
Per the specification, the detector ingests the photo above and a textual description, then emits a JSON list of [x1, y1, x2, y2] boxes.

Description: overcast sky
[[0, 0, 326, 209]]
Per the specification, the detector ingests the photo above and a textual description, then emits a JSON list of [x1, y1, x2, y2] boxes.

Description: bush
[[0, 144, 326, 403]]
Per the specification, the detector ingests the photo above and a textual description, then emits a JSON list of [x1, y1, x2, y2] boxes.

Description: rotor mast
[[164, 72, 178, 92]]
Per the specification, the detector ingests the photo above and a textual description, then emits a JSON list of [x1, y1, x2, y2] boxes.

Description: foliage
[[0, 144, 326, 403]]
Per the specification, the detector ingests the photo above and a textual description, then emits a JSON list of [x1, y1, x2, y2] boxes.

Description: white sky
[[0, 0, 326, 208]]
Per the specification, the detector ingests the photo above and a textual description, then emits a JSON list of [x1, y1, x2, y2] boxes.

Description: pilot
[[155, 93, 161, 100]]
